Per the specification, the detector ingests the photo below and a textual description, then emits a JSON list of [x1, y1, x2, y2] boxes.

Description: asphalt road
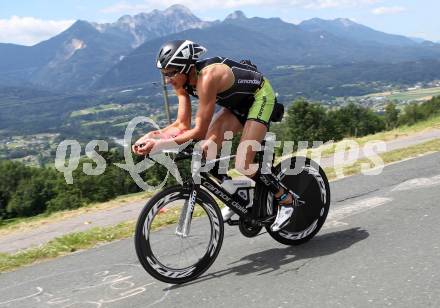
[[1, 152, 440, 308]]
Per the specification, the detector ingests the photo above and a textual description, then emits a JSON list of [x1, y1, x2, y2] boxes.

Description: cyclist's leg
[[235, 120, 292, 199], [235, 77, 276, 178], [204, 109, 243, 219], [236, 121, 294, 231], [235, 120, 267, 176], [235, 79, 294, 230], [202, 107, 243, 161]]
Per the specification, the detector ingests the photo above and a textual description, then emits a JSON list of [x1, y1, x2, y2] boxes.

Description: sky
[[0, 0, 438, 46]]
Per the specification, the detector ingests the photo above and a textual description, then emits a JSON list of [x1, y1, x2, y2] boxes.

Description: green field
[[367, 87, 440, 102], [70, 103, 122, 117], [112, 121, 130, 127]]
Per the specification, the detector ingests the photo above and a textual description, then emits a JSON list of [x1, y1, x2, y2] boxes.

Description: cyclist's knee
[[201, 139, 218, 161], [235, 157, 258, 176]]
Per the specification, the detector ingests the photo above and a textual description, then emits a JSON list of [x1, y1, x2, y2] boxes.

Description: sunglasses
[[162, 70, 180, 78]]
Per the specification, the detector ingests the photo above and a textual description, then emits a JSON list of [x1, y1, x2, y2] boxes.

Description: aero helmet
[[156, 40, 207, 74]]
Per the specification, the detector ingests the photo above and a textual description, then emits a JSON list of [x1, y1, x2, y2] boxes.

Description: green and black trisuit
[[185, 56, 277, 127]]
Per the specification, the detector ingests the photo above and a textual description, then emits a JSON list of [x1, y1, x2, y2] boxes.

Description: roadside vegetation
[[324, 138, 440, 179], [0, 190, 153, 237], [317, 113, 440, 158], [0, 222, 135, 272], [271, 95, 440, 155]]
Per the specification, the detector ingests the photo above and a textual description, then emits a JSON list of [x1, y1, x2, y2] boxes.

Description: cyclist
[[132, 40, 294, 231]]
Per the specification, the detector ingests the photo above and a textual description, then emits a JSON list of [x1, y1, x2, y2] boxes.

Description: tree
[[46, 189, 83, 213], [398, 103, 425, 126], [330, 103, 385, 137], [419, 96, 440, 118], [0, 160, 34, 219], [384, 102, 400, 129], [6, 177, 49, 217], [285, 99, 337, 148]]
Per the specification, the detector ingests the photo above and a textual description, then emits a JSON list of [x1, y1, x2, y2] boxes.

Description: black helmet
[[156, 40, 207, 74]]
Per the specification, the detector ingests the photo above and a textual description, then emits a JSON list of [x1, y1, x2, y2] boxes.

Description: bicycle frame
[[173, 143, 276, 236], [200, 175, 250, 217], [136, 146, 331, 284]]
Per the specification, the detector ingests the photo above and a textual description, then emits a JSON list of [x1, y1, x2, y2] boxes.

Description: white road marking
[[0, 264, 163, 308], [0, 287, 43, 305], [392, 174, 440, 192], [324, 197, 393, 229]]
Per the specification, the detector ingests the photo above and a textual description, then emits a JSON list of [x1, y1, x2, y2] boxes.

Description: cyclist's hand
[[146, 131, 162, 139], [132, 137, 156, 156]]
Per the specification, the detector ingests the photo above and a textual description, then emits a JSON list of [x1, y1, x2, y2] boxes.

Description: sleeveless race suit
[[185, 56, 276, 126]]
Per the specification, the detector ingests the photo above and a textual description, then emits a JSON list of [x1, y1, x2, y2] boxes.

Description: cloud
[[101, 0, 383, 14], [412, 32, 428, 39], [371, 6, 407, 15], [301, 0, 381, 9], [0, 16, 75, 46], [100, 2, 152, 14]]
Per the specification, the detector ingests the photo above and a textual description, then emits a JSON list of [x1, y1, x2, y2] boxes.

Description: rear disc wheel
[[265, 157, 331, 245]]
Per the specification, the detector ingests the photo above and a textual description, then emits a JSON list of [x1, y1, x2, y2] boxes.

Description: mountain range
[[298, 17, 417, 46], [0, 5, 213, 90], [0, 4, 439, 93]]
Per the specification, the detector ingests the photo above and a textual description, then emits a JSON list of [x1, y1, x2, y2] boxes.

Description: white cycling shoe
[[270, 204, 294, 232]]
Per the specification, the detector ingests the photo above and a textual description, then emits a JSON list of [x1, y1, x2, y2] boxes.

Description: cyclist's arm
[[153, 70, 218, 149], [145, 86, 191, 139], [173, 88, 192, 131]]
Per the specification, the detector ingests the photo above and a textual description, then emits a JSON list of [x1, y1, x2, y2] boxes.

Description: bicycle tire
[[135, 185, 224, 284], [263, 156, 331, 245]]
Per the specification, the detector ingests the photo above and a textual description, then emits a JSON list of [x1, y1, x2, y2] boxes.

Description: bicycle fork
[[175, 188, 197, 237], [175, 149, 204, 238]]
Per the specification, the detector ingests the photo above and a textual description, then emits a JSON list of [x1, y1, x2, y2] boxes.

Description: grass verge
[[319, 114, 440, 158], [0, 221, 135, 272], [1, 137, 440, 273], [0, 203, 206, 273], [0, 191, 153, 237], [324, 138, 440, 180]]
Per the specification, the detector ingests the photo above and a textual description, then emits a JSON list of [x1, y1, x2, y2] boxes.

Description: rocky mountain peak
[[225, 10, 247, 20]]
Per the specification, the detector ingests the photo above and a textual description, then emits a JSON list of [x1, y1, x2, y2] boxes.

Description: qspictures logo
[[54, 116, 387, 191]]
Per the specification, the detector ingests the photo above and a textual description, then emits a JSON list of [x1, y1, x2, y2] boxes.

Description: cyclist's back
[[195, 57, 263, 102], [187, 56, 274, 126]]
